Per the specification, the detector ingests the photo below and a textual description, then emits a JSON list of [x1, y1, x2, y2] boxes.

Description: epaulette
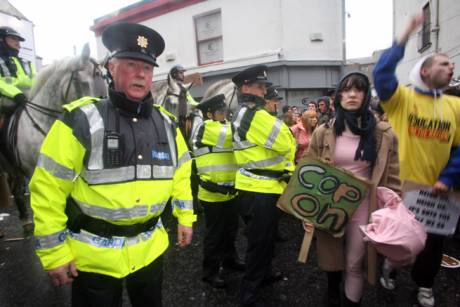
[[63, 96, 101, 112], [153, 104, 177, 122]]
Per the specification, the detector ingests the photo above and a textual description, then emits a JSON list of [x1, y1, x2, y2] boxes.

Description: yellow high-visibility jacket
[[30, 95, 196, 278], [232, 105, 296, 194], [0, 56, 36, 98], [192, 119, 237, 202]]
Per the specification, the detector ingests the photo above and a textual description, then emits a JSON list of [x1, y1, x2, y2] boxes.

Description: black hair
[[334, 72, 376, 165]]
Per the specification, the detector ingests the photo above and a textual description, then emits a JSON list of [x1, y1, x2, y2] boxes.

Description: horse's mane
[[29, 57, 79, 99], [202, 79, 234, 100]]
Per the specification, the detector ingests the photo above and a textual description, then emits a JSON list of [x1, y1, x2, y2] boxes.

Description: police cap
[[232, 64, 272, 87], [0, 26, 25, 41], [265, 86, 283, 101], [196, 94, 227, 114], [102, 22, 165, 67]]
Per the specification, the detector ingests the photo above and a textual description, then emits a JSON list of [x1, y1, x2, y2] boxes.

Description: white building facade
[[92, 0, 345, 106], [393, 0, 460, 85]]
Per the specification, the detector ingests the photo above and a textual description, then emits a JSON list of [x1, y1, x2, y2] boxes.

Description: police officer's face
[[242, 83, 267, 98], [265, 99, 280, 114], [109, 58, 154, 101], [5, 35, 20, 51], [209, 109, 226, 122]]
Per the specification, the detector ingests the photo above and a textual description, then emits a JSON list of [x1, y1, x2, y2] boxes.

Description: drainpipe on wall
[[433, 0, 440, 52]]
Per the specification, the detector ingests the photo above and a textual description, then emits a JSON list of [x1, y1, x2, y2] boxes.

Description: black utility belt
[[66, 198, 160, 238], [199, 179, 237, 195]]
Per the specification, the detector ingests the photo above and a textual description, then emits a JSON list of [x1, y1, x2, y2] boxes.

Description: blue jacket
[[373, 42, 405, 100], [439, 146, 460, 188]]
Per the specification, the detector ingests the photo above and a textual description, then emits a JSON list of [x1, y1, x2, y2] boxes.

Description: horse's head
[[30, 44, 107, 108], [202, 79, 238, 113], [62, 44, 107, 102]]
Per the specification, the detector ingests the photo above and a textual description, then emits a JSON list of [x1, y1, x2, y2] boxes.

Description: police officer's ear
[[206, 111, 213, 119], [107, 58, 117, 76]]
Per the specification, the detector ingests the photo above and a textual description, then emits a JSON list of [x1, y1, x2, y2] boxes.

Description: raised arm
[[373, 13, 424, 101]]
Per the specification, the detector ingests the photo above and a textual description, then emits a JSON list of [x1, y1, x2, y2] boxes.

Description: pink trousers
[[344, 199, 369, 303]]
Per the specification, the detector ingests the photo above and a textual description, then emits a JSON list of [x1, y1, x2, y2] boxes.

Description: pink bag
[[360, 187, 427, 266]]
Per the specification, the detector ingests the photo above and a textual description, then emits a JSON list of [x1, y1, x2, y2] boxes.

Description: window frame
[[418, 3, 432, 52], [194, 9, 224, 66]]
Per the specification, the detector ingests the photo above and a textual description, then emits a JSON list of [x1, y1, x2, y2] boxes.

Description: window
[[418, 3, 431, 52], [194, 10, 223, 65]]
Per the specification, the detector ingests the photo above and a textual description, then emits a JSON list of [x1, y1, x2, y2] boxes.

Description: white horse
[[152, 74, 197, 141], [10, 44, 107, 176]]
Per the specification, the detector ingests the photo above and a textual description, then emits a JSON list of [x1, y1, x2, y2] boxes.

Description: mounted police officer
[[192, 94, 243, 288], [30, 22, 196, 306], [231, 64, 296, 306], [0, 26, 36, 237], [164, 64, 198, 138], [0, 26, 35, 116]]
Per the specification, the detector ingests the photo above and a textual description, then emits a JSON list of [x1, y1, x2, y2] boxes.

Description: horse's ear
[[81, 43, 90, 60]]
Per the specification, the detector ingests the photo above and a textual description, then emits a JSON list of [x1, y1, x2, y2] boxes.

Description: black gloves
[[13, 93, 28, 105]]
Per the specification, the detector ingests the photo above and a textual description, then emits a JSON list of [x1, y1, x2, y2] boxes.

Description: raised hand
[[398, 12, 425, 44]]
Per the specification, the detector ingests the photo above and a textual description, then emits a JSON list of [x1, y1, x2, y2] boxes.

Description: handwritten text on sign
[[278, 158, 369, 237], [404, 190, 460, 235]]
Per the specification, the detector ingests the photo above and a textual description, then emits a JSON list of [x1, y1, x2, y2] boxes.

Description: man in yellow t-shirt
[[373, 14, 460, 307]]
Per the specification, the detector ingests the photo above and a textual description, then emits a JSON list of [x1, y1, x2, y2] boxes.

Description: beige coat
[[305, 120, 401, 280]]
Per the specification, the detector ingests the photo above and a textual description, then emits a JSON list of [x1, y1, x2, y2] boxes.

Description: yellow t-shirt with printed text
[[382, 85, 460, 185]]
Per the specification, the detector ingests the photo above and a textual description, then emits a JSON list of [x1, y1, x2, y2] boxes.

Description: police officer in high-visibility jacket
[[192, 94, 243, 289], [0, 26, 36, 115], [29, 23, 196, 307], [231, 65, 296, 307]]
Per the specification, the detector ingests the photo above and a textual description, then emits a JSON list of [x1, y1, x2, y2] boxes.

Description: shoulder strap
[[63, 96, 100, 112], [153, 104, 177, 122]]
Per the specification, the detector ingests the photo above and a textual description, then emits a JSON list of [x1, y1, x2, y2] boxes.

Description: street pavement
[[1, 205, 459, 307]]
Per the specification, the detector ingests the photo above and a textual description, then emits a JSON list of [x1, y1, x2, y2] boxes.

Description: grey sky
[[9, 0, 393, 64]]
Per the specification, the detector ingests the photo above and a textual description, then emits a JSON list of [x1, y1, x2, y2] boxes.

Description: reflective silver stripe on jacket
[[37, 153, 77, 181], [80, 104, 105, 169], [241, 155, 285, 169], [197, 163, 239, 174], [0, 58, 11, 78], [264, 119, 282, 149], [69, 219, 163, 248], [35, 229, 68, 250], [239, 168, 276, 181], [160, 112, 177, 167], [172, 199, 193, 210], [75, 199, 167, 221], [233, 140, 255, 150], [177, 152, 191, 168], [81, 165, 175, 183], [153, 165, 174, 178], [81, 166, 135, 184], [21, 59, 32, 76], [193, 146, 233, 157], [137, 164, 151, 179], [216, 124, 229, 148], [232, 107, 247, 144]]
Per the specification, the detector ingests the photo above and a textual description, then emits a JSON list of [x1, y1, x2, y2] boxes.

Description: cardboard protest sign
[[403, 189, 460, 236], [278, 157, 370, 238]]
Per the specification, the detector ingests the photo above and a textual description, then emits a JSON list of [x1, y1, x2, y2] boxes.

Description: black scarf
[[238, 93, 266, 109], [108, 86, 153, 118], [334, 99, 377, 165]]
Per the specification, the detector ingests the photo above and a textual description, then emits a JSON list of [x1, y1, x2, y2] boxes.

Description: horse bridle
[[23, 58, 103, 136]]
